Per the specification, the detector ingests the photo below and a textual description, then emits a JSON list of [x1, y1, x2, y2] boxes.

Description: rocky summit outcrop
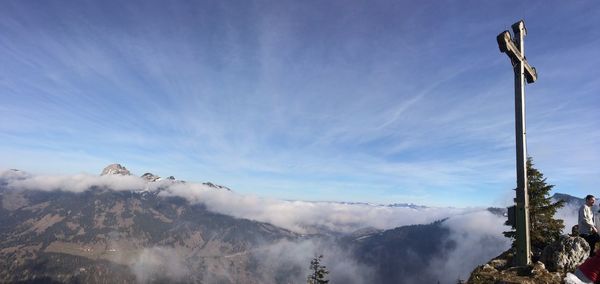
[[468, 236, 590, 283], [100, 164, 131, 176], [140, 172, 160, 182], [468, 251, 562, 283], [541, 235, 589, 273]]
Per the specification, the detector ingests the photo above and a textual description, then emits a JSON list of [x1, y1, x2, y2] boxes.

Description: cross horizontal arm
[[497, 31, 538, 83]]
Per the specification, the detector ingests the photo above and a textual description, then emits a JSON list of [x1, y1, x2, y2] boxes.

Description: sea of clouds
[[0, 169, 579, 283], [1, 169, 478, 233]]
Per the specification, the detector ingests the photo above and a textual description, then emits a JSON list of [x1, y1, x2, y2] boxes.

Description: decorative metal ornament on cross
[[496, 19, 538, 267]]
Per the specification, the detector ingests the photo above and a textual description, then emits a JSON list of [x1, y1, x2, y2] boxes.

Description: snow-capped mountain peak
[[100, 164, 131, 176], [202, 182, 231, 191]]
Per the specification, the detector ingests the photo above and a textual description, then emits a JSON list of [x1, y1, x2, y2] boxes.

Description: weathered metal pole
[[512, 20, 531, 266], [497, 20, 538, 266]]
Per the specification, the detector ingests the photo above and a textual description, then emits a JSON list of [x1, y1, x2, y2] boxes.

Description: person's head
[[586, 195, 596, 206], [572, 225, 579, 236]]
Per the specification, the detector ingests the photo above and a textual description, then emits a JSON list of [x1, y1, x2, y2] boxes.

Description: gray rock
[[100, 164, 131, 176], [530, 261, 546, 276], [541, 235, 589, 273], [489, 258, 507, 270], [141, 172, 160, 182], [481, 264, 497, 273]]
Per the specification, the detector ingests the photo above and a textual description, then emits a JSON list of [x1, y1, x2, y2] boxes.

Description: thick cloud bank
[[1, 169, 146, 192], [160, 181, 477, 233], [556, 202, 582, 233], [429, 211, 511, 283], [0, 169, 527, 283], [130, 247, 191, 283], [1, 169, 476, 233]]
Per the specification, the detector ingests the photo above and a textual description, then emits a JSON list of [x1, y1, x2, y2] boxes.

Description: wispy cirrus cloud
[[0, 1, 598, 206]]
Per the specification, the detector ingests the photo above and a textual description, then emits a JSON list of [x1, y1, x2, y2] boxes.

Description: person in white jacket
[[579, 195, 600, 256]]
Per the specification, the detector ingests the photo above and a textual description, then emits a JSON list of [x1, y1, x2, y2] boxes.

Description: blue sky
[[1, 1, 598, 207]]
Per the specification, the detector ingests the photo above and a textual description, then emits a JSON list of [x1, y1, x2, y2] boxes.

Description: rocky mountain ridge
[[99, 163, 232, 192], [0, 178, 298, 283]]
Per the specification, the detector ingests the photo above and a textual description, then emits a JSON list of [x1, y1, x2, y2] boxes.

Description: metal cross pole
[[497, 20, 538, 266]]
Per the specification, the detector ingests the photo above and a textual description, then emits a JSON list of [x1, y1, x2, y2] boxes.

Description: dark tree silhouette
[[307, 255, 329, 284], [503, 157, 565, 252]]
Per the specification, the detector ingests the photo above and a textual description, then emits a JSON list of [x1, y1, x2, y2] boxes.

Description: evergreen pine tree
[[307, 255, 329, 284], [503, 157, 565, 251]]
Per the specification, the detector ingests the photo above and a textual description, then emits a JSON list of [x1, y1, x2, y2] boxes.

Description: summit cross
[[497, 20, 538, 267]]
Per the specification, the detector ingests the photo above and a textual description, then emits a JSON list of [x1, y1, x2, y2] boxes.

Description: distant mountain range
[[0, 180, 297, 283], [0, 164, 556, 283], [552, 192, 585, 207]]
